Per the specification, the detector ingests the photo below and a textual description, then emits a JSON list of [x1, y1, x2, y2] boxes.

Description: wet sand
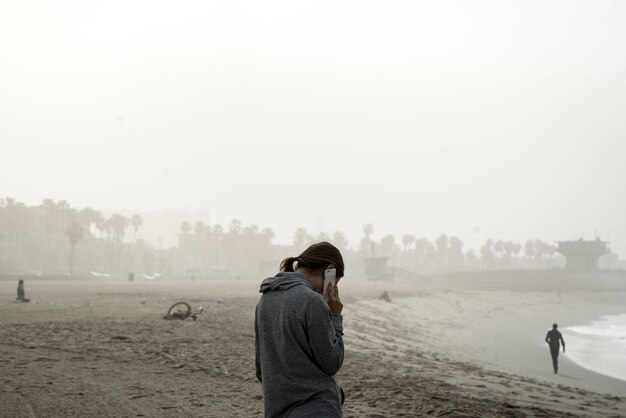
[[1, 273, 625, 417]]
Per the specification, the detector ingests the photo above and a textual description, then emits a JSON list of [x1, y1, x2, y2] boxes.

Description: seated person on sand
[[16, 279, 31, 303]]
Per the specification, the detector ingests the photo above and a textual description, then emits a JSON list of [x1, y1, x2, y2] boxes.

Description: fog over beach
[[2, 1, 626, 256], [2, 0, 626, 417]]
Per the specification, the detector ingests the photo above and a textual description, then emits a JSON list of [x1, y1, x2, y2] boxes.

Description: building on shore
[[556, 238, 610, 271], [364, 256, 394, 280]]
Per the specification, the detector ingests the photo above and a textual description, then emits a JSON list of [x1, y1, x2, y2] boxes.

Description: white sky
[[1, 1, 625, 254]]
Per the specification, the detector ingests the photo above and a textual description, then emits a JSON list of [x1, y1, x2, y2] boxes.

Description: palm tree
[[55, 199, 71, 222], [102, 218, 113, 241], [212, 224, 223, 236], [414, 237, 430, 271], [304, 233, 315, 247], [180, 221, 191, 234], [435, 234, 449, 255], [2, 198, 29, 273], [524, 240, 534, 267], [494, 240, 504, 264], [262, 228, 275, 243], [108, 214, 127, 241], [229, 219, 242, 234], [481, 239, 494, 270], [465, 249, 478, 270], [401, 234, 415, 252], [449, 236, 463, 271], [77, 207, 101, 238], [435, 234, 449, 271], [380, 234, 396, 257], [512, 242, 522, 266], [131, 214, 143, 243], [65, 222, 84, 275], [194, 221, 207, 235], [294, 227, 307, 250], [362, 224, 374, 256], [41, 199, 59, 272], [424, 241, 436, 272], [95, 213, 107, 239], [332, 231, 349, 252], [363, 224, 373, 240], [108, 214, 128, 277], [243, 224, 259, 235], [503, 241, 514, 268], [316, 232, 331, 242]]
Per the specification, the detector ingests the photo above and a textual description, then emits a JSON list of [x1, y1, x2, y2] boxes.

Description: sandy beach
[[1, 272, 625, 417]]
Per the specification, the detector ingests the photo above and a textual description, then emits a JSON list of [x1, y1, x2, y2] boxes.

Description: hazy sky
[[1, 1, 625, 254]]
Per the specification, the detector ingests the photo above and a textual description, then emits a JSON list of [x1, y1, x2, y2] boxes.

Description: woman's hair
[[280, 241, 344, 278]]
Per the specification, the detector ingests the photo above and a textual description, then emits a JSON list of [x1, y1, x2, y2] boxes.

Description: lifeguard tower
[[557, 238, 609, 271]]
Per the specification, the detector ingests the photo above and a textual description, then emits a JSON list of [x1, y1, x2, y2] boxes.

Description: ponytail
[[279, 242, 344, 278], [280, 256, 299, 272]]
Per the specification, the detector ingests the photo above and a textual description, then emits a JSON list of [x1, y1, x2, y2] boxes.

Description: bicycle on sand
[[163, 301, 204, 321]]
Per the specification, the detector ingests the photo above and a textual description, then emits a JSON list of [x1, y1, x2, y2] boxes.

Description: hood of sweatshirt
[[259, 272, 313, 294]]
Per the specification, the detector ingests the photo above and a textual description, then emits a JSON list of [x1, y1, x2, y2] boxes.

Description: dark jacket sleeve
[[255, 304, 262, 382], [305, 297, 344, 376]]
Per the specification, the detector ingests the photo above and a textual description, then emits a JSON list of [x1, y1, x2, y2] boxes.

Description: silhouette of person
[[545, 323, 565, 373], [16, 279, 30, 302]]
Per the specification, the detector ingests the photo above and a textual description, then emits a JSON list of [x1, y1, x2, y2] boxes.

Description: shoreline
[[344, 288, 626, 416], [396, 291, 626, 396], [564, 313, 626, 383], [342, 270, 626, 415]]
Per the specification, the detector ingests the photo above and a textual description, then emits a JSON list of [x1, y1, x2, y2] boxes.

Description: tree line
[[0, 198, 145, 277], [2, 197, 600, 278], [347, 223, 561, 274]]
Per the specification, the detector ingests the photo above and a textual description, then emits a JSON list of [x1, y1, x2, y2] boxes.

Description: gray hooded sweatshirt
[[255, 272, 344, 418]]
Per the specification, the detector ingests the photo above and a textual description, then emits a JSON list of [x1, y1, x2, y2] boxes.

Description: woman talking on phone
[[255, 241, 345, 417]]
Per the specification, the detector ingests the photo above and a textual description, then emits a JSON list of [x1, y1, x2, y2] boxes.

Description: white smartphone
[[322, 268, 336, 301]]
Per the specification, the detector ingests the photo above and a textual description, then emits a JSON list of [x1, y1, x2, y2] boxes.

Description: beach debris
[[163, 301, 204, 321], [90, 271, 112, 278], [216, 298, 224, 304], [143, 273, 162, 280], [379, 291, 392, 303], [111, 335, 130, 341]]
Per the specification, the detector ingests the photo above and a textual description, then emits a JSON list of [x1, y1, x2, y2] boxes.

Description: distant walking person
[[16, 279, 30, 303], [255, 242, 345, 417], [545, 323, 565, 373]]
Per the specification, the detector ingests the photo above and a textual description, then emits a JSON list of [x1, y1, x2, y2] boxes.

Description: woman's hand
[[327, 282, 343, 315]]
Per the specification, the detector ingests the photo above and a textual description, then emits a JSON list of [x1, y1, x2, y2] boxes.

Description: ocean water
[[565, 313, 626, 382]]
